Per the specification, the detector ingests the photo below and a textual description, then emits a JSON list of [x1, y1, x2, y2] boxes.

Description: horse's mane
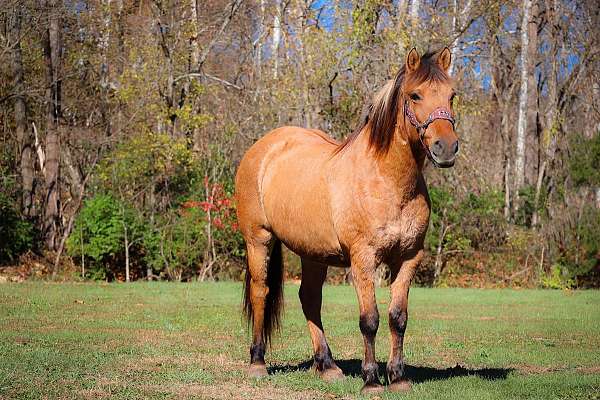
[[334, 51, 450, 157]]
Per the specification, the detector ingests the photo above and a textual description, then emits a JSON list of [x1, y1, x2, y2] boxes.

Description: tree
[[42, 0, 62, 250], [514, 0, 533, 207], [8, 2, 34, 218]]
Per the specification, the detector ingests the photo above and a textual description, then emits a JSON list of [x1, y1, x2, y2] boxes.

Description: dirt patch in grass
[[124, 353, 245, 374], [142, 382, 326, 400], [508, 364, 600, 375]]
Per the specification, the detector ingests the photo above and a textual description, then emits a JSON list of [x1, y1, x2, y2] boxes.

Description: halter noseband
[[404, 101, 455, 155]]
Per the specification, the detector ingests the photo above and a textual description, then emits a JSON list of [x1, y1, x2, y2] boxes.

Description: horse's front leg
[[386, 248, 423, 392], [351, 251, 384, 395]]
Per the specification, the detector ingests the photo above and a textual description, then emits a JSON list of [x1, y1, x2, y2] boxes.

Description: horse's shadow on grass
[[268, 359, 513, 383]]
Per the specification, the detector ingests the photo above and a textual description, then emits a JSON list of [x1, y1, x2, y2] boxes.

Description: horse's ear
[[437, 47, 452, 72], [406, 48, 420, 73]]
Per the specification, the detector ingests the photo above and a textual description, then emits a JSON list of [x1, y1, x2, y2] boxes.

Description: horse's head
[[402, 48, 458, 168]]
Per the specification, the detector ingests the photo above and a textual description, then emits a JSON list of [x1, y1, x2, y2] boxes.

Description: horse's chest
[[373, 197, 430, 252]]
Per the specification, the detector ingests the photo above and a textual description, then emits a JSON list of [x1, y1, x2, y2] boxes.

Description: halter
[[404, 100, 455, 158]]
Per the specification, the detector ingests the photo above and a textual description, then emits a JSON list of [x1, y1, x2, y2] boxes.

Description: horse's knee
[[359, 311, 379, 338], [389, 307, 408, 335]]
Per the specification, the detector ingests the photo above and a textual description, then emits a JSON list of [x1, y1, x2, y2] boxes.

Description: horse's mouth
[[429, 155, 455, 168]]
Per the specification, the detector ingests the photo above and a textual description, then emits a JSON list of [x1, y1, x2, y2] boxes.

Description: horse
[[235, 47, 459, 394]]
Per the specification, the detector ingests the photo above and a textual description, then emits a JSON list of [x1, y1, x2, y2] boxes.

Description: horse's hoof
[[388, 379, 412, 392], [248, 363, 268, 379], [319, 366, 345, 382], [360, 383, 385, 395]]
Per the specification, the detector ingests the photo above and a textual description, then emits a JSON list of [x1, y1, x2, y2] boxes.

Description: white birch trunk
[[448, 0, 472, 76], [189, 0, 199, 69], [409, 0, 420, 27], [255, 0, 266, 79], [397, 0, 408, 20], [514, 0, 532, 192], [272, 0, 281, 79]]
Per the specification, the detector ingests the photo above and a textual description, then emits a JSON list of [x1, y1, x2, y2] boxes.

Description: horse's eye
[[410, 93, 421, 101]]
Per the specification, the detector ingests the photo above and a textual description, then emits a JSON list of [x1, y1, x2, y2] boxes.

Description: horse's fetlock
[[361, 361, 380, 384], [313, 346, 335, 371], [386, 360, 405, 383], [250, 342, 265, 364]]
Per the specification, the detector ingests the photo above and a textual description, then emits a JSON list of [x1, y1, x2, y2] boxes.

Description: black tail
[[243, 239, 284, 346]]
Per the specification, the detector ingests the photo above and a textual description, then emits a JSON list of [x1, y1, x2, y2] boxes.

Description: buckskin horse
[[235, 48, 459, 394]]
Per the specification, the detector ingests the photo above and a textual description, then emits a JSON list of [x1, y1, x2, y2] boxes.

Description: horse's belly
[[261, 145, 343, 264]]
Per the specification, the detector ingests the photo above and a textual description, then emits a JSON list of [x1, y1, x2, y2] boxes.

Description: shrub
[[67, 194, 145, 280], [0, 192, 35, 264], [143, 207, 207, 281]]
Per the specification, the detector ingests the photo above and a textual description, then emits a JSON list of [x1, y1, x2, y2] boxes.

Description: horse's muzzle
[[429, 138, 458, 168]]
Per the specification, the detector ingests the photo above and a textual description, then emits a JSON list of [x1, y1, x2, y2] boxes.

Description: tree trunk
[[514, 0, 532, 205], [124, 222, 130, 282], [100, 0, 112, 137], [409, 0, 420, 27], [9, 4, 35, 218], [448, 0, 472, 77], [43, 0, 62, 251], [533, 0, 560, 225], [272, 0, 281, 80], [296, 2, 312, 127], [397, 0, 408, 20]]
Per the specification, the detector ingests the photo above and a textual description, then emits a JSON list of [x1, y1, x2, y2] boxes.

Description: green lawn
[[0, 282, 599, 399]]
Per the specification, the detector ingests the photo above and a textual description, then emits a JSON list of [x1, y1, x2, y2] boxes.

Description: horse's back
[[235, 126, 343, 262]]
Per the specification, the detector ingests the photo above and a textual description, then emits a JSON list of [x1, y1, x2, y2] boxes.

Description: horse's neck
[[344, 123, 425, 192]]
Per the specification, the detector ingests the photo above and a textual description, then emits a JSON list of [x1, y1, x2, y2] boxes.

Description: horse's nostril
[[432, 140, 444, 155], [452, 141, 459, 154]]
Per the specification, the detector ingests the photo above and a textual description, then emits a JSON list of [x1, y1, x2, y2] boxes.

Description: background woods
[[0, 0, 598, 287]]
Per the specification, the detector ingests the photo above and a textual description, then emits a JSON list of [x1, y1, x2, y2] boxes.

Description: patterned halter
[[404, 100, 455, 157]]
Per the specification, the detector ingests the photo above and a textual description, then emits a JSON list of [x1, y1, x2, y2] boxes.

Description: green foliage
[[67, 194, 144, 278], [426, 187, 505, 255], [142, 208, 207, 280], [0, 192, 34, 264], [422, 187, 507, 286], [541, 264, 575, 290], [514, 184, 546, 227], [551, 207, 600, 286], [97, 132, 196, 200], [569, 133, 600, 188]]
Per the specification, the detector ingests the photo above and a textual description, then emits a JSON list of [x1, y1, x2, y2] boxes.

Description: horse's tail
[[243, 239, 284, 346]]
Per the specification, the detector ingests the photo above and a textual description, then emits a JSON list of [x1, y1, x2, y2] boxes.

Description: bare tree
[[42, 0, 62, 250], [514, 0, 533, 204], [8, 3, 35, 218], [272, 0, 282, 79]]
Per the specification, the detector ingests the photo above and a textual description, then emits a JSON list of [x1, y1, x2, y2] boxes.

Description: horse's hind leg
[[244, 230, 274, 378], [299, 258, 344, 382]]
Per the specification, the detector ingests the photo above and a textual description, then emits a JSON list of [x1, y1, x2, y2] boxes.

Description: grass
[[0, 282, 599, 399]]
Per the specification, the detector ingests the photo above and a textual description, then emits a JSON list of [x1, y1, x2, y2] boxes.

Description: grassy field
[[0, 282, 599, 399]]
